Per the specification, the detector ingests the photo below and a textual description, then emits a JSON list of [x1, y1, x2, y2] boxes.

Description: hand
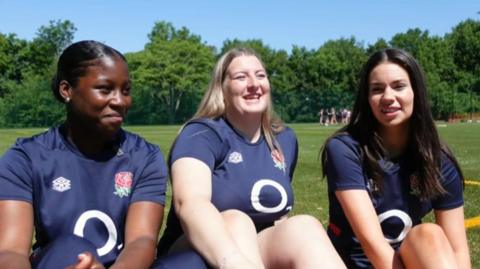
[[65, 252, 105, 269]]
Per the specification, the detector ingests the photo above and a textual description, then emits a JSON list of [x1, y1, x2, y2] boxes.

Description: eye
[[122, 86, 131, 96], [393, 83, 407, 90], [256, 72, 267, 79], [96, 85, 112, 94], [369, 86, 383, 94], [233, 75, 246, 81]]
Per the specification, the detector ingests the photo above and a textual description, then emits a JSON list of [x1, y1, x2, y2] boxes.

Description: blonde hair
[[193, 47, 284, 153]]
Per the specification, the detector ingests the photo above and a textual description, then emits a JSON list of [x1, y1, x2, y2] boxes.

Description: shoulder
[[181, 117, 231, 142], [439, 149, 462, 181], [326, 133, 360, 154], [12, 127, 65, 153], [120, 129, 162, 156], [276, 126, 297, 149], [276, 126, 296, 140]]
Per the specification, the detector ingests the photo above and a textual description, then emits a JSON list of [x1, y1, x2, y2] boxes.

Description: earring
[[65, 97, 70, 103]]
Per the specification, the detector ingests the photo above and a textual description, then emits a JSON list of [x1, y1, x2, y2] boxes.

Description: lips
[[104, 113, 124, 125], [381, 107, 400, 114], [243, 94, 261, 100]]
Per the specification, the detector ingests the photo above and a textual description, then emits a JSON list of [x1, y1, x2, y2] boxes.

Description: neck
[[378, 123, 410, 157], [225, 112, 262, 143], [64, 120, 116, 156]]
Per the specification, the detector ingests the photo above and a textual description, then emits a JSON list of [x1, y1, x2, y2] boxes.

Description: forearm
[[454, 249, 471, 269], [110, 237, 157, 269], [0, 251, 30, 269], [177, 199, 244, 267], [359, 237, 403, 269]]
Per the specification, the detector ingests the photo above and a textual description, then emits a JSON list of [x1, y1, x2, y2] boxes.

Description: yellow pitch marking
[[465, 180, 480, 229]]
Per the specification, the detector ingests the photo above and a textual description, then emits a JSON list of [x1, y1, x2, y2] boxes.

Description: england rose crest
[[271, 149, 286, 173], [114, 172, 133, 198]]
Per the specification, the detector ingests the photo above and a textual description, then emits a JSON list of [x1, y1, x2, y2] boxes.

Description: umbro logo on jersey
[[228, 151, 243, 164], [52, 177, 71, 192]]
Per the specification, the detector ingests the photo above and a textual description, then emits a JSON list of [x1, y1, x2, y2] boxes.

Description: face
[[223, 55, 270, 119], [368, 62, 414, 131], [65, 56, 131, 139]]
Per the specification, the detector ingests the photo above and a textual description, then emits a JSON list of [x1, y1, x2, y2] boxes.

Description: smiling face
[[64, 55, 131, 140], [223, 55, 270, 120], [368, 62, 414, 132]]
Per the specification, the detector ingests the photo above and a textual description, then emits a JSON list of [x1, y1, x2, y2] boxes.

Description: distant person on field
[[0, 40, 167, 269], [154, 47, 346, 269], [321, 48, 470, 268], [318, 108, 325, 124], [330, 107, 337, 124]]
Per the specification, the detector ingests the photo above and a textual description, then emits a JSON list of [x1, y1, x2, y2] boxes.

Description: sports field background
[[1, 123, 479, 266]]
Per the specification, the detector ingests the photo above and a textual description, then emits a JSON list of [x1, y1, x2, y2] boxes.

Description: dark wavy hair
[[321, 48, 464, 200], [51, 40, 126, 102]]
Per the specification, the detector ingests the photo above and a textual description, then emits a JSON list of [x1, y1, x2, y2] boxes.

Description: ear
[[59, 80, 73, 102]]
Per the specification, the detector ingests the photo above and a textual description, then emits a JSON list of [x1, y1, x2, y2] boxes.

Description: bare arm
[[435, 207, 471, 269], [172, 157, 258, 269], [336, 190, 404, 269], [0, 200, 34, 269], [110, 201, 164, 269]]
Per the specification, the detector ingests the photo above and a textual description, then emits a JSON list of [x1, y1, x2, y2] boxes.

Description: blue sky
[[0, 0, 478, 54]]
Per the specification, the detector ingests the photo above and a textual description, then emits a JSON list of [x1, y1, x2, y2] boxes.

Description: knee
[[221, 209, 255, 232], [279, 215, 326, 239], [403, 223, 448, 249]]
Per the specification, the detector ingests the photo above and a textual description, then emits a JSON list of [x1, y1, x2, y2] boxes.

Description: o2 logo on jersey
[[352, 209, 412, 244], [378, 210, 412, 243], [73, 210, 119, 256], [250, 179, 291, 213]]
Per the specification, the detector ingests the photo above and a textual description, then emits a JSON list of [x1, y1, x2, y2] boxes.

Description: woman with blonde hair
[[154, 47, 345, 269]]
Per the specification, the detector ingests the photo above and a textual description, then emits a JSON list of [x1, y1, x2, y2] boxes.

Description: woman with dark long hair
[[321, 48, 470, 268]]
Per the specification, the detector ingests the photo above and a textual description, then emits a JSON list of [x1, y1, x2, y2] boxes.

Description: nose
[[110, 89, 130, 108], [380, 87, 395, 103], [247, 75, 260, 90]]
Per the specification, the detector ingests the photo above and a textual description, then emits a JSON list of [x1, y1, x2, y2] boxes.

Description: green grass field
[[1, 123, 479, 266]]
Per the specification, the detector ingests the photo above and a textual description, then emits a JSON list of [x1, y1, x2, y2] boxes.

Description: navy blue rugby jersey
[[158, 117, 298, 253], [0, 125, 167, 265], [325, 134, 463, 268]]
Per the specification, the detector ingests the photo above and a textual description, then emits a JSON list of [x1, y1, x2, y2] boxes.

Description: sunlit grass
[[1, 122, 479, 266]]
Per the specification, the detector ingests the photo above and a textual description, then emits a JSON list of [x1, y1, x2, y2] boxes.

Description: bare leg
[[257, 215, 346, 269], [221, 210, 265, 268], [399, 223, 458, 269], [168, 209, 264, 269]]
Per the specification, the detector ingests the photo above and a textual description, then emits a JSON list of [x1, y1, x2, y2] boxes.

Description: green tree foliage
[[126, 21, 215, 124], [24, 20, 76, 76], [0, 75, 64, 127], [0, 19, 479, 127], [0, 20, 75, 127], [0, 33, 28, 97]]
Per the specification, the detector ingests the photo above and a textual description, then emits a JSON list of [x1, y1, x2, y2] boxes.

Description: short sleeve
[[170, 123, 223, 170], [130, 146, 168, 205], [289, 138, 298, 180], [431, 156, 464, 210], [0, 146, 34, 202], [325, 137, 367, 191], [277, 128, 298, 180]]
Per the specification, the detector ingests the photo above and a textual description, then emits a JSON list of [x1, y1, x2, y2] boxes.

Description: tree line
[[0, 19, 479, 127]]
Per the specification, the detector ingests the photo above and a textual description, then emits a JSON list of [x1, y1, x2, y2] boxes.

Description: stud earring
[[65, 97, 70, 103]]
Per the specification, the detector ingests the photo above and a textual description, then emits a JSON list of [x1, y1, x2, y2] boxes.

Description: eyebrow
[[369, 78, 408, 85]]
